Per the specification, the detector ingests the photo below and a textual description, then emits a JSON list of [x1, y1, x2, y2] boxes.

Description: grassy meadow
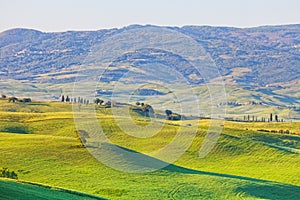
[[0, 99, 300, 199], [0, 178, 105, 200]]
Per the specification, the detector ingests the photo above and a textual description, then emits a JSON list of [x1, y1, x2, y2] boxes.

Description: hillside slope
[[0, 178, 105, 200], [0, 24, 299, 86], [0, 100, 300, 199]]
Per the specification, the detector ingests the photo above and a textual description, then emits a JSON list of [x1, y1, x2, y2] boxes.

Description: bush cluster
[[0, 168, 18, 179]]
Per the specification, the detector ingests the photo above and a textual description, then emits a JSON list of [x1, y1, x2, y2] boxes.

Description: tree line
[[60, 95, 90, 104], [242, 113, 283, 122], [131, 101, 181, 120], [1, 94, 31, 103]]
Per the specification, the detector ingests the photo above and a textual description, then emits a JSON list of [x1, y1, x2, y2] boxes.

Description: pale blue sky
[[1, 0, 299, 32]]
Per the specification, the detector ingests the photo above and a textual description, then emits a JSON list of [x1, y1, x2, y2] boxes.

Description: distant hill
[[0, 25, 300, 112], [0, 24, 299, 86]]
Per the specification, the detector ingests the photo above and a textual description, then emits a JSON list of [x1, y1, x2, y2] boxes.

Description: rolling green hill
[[0, 99, 300, 199], [0, 178, 105, 200]]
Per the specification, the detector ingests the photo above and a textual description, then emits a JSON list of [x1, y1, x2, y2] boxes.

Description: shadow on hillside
[[251, 134, 300, 151], [236, 184, 300, 200], [104, 143, 300, 199], [164, 163, 274, 184], [256, 88, 299, 105], [0, 125, 30, 134], [91, 142, 299, 187]]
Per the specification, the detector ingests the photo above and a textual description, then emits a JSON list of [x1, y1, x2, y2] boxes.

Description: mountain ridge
[[0, 24, 299, 86]]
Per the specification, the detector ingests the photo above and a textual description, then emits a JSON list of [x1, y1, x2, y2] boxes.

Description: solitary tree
[[66, 96, 70, 102], [270, 113, 273, 122], [275, 115, 278, 122], [165, 109, 173, 120], [94, 98, 100, 104], [10, 171, 18, 179], [61, 95, 65, 102], [94, 98, 104, 105], [143, 104, 154, 117], [21, 98, 31, 103], [8, 97, 18, 103], [165, 109, 173, 116]]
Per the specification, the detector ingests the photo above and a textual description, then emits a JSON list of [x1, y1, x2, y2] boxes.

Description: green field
[[0, 99, 300, 199], [0, 178, 105, 200]]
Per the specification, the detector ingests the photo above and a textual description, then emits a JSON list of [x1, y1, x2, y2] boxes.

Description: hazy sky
[[1, 0, 299, 32]]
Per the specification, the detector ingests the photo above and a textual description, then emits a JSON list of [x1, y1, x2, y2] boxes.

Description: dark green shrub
[[0, 168, 18, 179]]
